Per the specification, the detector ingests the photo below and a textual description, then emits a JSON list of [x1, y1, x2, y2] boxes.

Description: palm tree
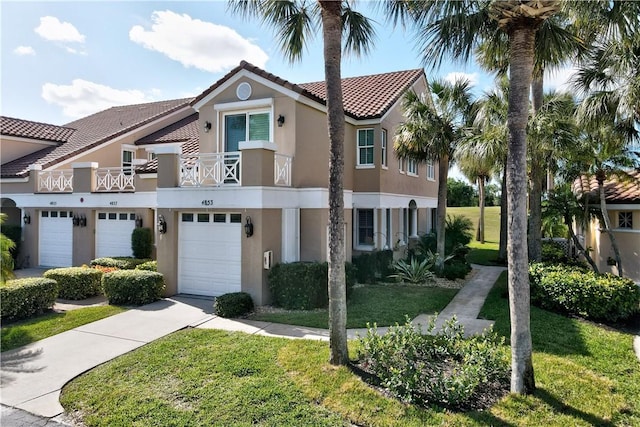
[[1, 213, 16, 284], [228, 0, 375, 365], [384, 0, 561, 394], [394, 78, 475, 272]]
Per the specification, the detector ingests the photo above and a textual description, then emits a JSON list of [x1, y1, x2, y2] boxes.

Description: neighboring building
[[0, 61, 439, 304], [573, 170, 640, 283]]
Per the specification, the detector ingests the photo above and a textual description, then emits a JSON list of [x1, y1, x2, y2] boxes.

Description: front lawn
[[60, 273, 640, 426], [249, 284, 458, 328], [1, 305, 126, 352]]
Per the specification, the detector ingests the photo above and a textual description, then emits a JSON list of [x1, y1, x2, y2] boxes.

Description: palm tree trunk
[[477, 176, 486, 243], [499, 167, 508, 261], [506, 26, 536, 395], [597, 175, 623, 276], [528, 161, 543, 261], [436, 154, 449, 272], [565, 214, 599, 273], [319, 0, 348, 366]]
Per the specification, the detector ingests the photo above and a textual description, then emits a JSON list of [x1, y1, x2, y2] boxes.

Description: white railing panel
[[37, 170, 73, 193], [274, 154, 292, 187], [179, 153, 241, 187], [95, 167, 135, 192]]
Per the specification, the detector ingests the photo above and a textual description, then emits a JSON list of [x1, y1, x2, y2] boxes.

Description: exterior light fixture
[[157, 215, 167, 234], [79, 214, 87, 227], [73, 215, 80, 227], [23, 213, 31, 225], [277, 115, 285, 127], [203, 121, 212, 133], [244, 216, 254, 238], [135, 215, 143, 228]]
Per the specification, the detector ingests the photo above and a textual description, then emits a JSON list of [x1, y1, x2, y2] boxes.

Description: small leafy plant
[[388, 257, 435, 284]]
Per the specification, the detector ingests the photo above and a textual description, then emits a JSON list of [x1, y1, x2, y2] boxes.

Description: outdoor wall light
[[79, 214, 87, 228], [135, 215, 143, 228], [277, 115, 285, 127], [23, 213, 31, 225], [244, 216, 254, 238], [73, 215, 80, 227], [158, 215, 167, 234], [203, 121, 212, 133]]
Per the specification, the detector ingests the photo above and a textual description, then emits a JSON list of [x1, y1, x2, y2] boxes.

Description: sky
[[1, 1, 575, 180]]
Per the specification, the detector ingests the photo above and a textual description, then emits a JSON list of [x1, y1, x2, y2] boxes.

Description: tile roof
[[1, 116, 76, 143], [1, 98, 193, 178], [573, 169, 640, 203], [192, 61, 424, 120]]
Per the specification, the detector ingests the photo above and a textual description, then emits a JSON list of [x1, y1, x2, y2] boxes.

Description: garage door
[[39, 210, 73, 267], [178, 212, 242, 296], [96, 212, 136, 258]]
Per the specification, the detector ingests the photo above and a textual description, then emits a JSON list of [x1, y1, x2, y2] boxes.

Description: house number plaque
[[201, 200, 214, 206]]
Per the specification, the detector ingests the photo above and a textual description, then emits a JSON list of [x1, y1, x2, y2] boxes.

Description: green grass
[[249, 284, 458, 328], [448, 206, 503, 266], [60, 271, 640, 426], [1, 305, 126, 352]]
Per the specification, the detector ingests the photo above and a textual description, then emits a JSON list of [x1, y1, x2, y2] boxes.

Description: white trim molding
[[353, 192, 437, 209]]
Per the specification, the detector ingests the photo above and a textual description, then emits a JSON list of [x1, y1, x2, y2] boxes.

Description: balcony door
[[223, 111, 270, 152]]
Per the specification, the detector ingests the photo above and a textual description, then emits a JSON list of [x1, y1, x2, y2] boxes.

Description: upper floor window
[[381, 129, 388, 168], [224, 111, 270, 152], [407, 159, 418, 176], [357, 128, 374, 166], [122, 149, 134, 175], [398, 158, 405, 174], [618, 211, 633, 229], [426, 160, 435, 180]]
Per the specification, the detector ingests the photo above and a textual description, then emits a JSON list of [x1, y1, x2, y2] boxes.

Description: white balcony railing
[[38, 170, 73, 193], [180, 152, 241, 187], [95, 167, 135, 192], [274, 154, 292, 187]]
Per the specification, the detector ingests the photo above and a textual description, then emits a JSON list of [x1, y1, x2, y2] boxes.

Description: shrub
[[529, 263, 640, 322], [91, 257, 151, 270], [268, 262, 356, 310], [541, 240, 567, 263], [352, 250, 393, 283], [388, 257, 435, 284], [358, 317, 509, 409], [415, 214, 473, 265], [131, 227, 153, 259], [44, 267, 102, 300], [214, 292, 254, 318], [1, 224, 21, 264], [135, 260, 157, 272], [0, 278, 58, 320], [441, 260, 472, 280], [102, 270, 165, 306]]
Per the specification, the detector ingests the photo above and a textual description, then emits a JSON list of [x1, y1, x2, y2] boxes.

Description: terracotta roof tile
[[136, 113, 198, 145], [1, 116, 76, 143], [573, 169, 640, 203], [1, 98, 193, 178]]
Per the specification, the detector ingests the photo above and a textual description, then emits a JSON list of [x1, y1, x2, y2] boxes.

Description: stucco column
[[155, 145, 182, 188], [72, 162, 98, 193], [238, 141, 277, 186], [29, 164, 42, 193]]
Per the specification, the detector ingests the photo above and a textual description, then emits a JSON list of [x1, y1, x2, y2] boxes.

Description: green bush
[[44, 267, 103, 300], [388, 257, 435, 284], [214, 292, 254, 318], [0, 278, 58, 320], [1, 224, 21, 264], [441, 260, 472, 280], [541, 240, 567, 263], [268, 262, 356, 310], [91, 257, 151, 270], [352, 250, 393, 283], [529, 263, 640, 322], [135, 260, 157, 272], [358, 317, 509, 409], [102, 270, 165, 306], [131, 227, 153, 259]]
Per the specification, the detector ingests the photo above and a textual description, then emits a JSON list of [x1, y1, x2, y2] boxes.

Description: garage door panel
[[96, 212, 136, 258], [39, 211, 73, 267]]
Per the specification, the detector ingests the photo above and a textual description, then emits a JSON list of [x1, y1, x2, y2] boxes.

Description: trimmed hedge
[[268, 262, 356, 310], [135, 260, 157, 272], [91, 257, 151, 270], [0, 278, 58, 320], [102, 270, 165, 306], [529, 263, 640, 322], [352, 250, 393, 283], [214, 292, 254, 318], [44, 267, 102, 300], [131, 227, 153, 259]]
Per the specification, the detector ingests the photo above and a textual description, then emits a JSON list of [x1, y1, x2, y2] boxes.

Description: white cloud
[[545, 66, 578, 93], [444, 72, 478, 86], [35, 16, 85, 43], [42, 79, 152, 118], [14, 46, 35, 56], [129, 10, 268, 73]]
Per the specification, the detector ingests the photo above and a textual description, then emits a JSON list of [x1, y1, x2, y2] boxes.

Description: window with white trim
[[122, 149, 134, 175], [398, 158, 405, 173], [426, 160, 435, 180], [356, 209, 375, 247], [224, 111, 271, 152], [407, 159, 418, 175], [618, 211, 633, 229], [381, 129, 388, 168], [357, 128, 375, 166]]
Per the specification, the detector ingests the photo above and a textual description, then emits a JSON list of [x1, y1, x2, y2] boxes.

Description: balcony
[[95, 167, 135, 192], [37, 170, 73, 193], [274, 153, 292, 186], [180, 152, 242, 187]]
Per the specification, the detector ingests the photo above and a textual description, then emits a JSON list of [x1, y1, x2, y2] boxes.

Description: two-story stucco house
[[1, 61, 439, 304]]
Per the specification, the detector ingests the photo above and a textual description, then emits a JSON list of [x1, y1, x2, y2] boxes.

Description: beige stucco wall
[[156, 208, 179, 295], [300, 208, 352, 263]]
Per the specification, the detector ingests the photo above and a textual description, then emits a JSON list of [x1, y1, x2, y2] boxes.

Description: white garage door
[[39, 210, 73, 267], [96, 212, 136, 258], [178, 212, 242, 296]]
